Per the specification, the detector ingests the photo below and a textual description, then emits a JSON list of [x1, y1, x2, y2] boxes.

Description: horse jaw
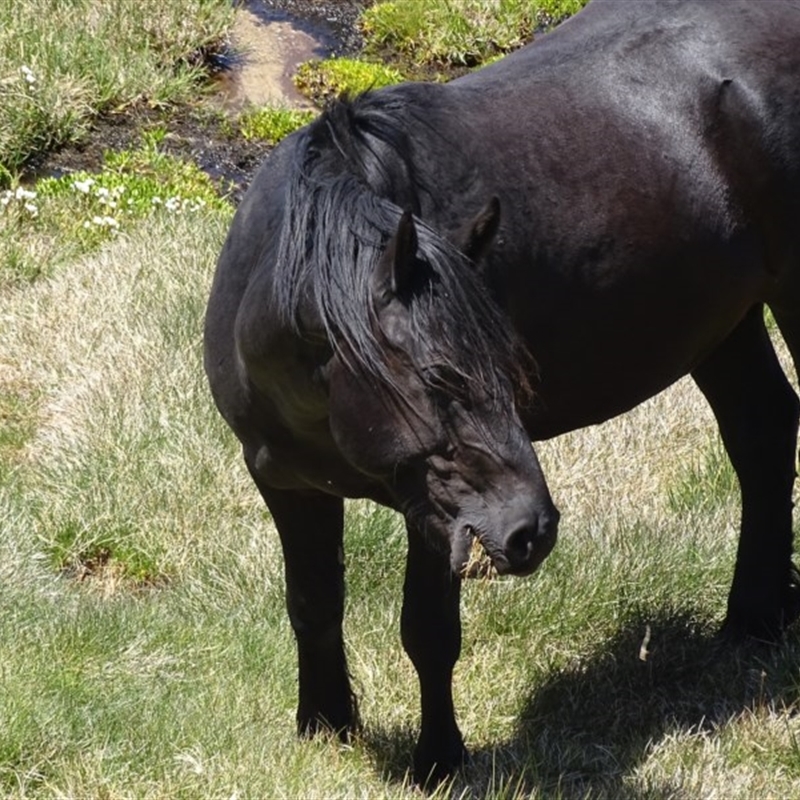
[[450, 525, 474, 575]]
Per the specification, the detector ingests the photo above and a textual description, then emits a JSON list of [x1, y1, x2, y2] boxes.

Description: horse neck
[[323, 88, 489, 231]]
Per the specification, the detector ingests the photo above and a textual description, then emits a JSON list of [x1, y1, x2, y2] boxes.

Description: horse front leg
[[248, 470, 358, 739], [692, 306, 800, 640], [402, 522, 466, 786]]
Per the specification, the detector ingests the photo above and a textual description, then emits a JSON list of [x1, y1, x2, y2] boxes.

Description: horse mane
[[273, 91, 531, 406]]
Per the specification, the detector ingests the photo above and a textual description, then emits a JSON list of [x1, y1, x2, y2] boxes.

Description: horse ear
[[377, 209, 418, 298], [457, 196, 501, 265]]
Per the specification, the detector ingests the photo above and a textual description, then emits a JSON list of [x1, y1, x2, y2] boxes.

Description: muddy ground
[[28, 0, 372, 203]]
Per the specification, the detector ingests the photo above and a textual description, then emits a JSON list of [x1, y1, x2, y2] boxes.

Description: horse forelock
[[272, 94, 531, 411]]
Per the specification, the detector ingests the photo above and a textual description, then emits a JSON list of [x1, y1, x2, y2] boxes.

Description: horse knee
[[401, 570, 462, 672], [724, 371, 799, 490], [771, 378, 799, 436]]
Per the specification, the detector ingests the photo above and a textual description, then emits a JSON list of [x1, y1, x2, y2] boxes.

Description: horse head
[[322, 199, 560, 576]]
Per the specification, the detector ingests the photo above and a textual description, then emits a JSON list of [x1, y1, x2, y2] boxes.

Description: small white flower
[[72, 179, 94, 194], [24, 202, 38, 217], [20, 65, 36, 84], [151, 197, 162, 205], [95, 187, 110, 198], [165, 197, 180, 212], [15, 186, 36, 201], [83, 220, 92, 228], [89, 215, 119, 230]]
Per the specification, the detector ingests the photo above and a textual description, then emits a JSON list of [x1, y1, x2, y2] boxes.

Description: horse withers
[[204, 0, 800, 785]]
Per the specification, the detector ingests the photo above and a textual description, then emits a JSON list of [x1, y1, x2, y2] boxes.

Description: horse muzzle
[[472, 504, 560, 577]]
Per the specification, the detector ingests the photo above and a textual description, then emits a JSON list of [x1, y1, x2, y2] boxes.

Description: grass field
[[0, 0, 233, 176], [3, 1, 800, 798]]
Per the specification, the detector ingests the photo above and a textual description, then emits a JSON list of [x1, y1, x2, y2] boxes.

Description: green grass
[[360, 0, 589, 68], [4, 0, 800, 796], [0, 0, 233, 175], [238, 106, 317, 145], [294, 58, 406, 106]]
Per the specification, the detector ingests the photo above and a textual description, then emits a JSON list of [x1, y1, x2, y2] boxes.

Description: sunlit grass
[[360, 0, 589, 68], [238, 106, 317, 145], [0, 0, 233, 175], [294, 58, 406, 106], [3, 0, 800, 796], [3, 186, 800, 794]]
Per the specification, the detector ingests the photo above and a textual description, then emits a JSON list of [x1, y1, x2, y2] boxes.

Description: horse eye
[[425, 366, 470, 403]]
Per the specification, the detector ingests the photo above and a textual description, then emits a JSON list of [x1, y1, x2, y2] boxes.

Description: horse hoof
[[719, 609, 789, 645], [297, 694, 360, 742], [413, 740, 469, 789], [721, 566, 800, 644]]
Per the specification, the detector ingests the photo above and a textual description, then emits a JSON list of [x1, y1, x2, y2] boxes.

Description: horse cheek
[[326, 374, 401, 475]]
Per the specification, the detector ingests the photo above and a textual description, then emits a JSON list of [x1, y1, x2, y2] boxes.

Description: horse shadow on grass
[[361, 608, 800, 797]]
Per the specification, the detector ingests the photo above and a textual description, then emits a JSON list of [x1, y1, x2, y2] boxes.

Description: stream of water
[[214, 0, 360, 109]]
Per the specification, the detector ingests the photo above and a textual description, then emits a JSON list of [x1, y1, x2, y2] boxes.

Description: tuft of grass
[[294, 58, 406, 106], [667, 437, 739, 515], [359, 0, 589, 69], [0, 0, 234, 172], [238, 106, 317, 145], [47, 518, 167, 588]]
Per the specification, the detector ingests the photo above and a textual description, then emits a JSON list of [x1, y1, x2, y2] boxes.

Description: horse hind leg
[[691, 304, 800, 640], [770, 299, 800, 614]]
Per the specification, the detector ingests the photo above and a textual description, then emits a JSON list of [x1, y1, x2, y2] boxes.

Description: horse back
[[444, 0, 800, 433]]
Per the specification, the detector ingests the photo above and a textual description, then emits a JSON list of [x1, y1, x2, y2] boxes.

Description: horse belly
[[514, 246, 768, 440]]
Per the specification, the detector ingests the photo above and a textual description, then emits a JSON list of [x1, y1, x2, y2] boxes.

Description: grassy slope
[[3, 200, 800, 800], [3, 1, 800, 798]]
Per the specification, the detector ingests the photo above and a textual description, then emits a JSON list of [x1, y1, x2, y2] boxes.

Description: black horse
[[204, 0, 800, 785]]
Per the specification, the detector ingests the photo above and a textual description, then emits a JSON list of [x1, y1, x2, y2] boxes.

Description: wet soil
[[246, 0, 368, 54], [27, 0, 372, 202]]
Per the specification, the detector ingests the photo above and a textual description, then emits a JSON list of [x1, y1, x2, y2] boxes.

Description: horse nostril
[[501, 508, 559, 575], [505, 523, 537, 569]]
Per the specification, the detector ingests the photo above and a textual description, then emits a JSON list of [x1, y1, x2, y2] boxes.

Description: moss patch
[[294, 57, 405, 106], [359, 0, 589, 68], [238, 107, 317, 145]]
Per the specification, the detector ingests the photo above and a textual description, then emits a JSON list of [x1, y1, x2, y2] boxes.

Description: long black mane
[[273, 92, 530, 404]]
